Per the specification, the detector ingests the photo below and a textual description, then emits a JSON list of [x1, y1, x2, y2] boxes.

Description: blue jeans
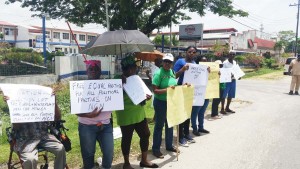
[[78, 123, 114, 169], [152, 98, 173, 153], [191, 99, 209, 131]]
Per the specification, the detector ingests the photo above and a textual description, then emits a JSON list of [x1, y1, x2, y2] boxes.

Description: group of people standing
[[3, 47, 240, 169]]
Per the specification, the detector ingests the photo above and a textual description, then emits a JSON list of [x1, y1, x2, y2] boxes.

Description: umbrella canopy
[[135, 50, 164, 62], [81, 30, 154, 55]]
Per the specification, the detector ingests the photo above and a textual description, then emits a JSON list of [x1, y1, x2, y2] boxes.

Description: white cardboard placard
[[0, 84, 55, 123], [183, 63, 208, 86], [123, 75, 152, 105], [70, 79, 124, 114]]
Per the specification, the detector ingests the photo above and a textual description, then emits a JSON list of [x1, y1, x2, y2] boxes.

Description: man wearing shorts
[[220, 50, 237, 114]]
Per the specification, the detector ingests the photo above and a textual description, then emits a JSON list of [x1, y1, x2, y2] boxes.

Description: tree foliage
[[6, 0, 248, 35]]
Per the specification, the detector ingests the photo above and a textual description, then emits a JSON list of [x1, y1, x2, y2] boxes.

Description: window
[[87, 35, 96, 42], [73, 49, 77, 53], [63, 33, 69, 40], [4, 28, 14, 35], [72, 34, 77, 40], [64, 48, 68, 54], [69, 48, 72, 53], [53, 32, 60, 39], [79, 34, 85, 41]]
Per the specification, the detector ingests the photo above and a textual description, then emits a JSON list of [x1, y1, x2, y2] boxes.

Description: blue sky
[[0, 0, 297, 36]]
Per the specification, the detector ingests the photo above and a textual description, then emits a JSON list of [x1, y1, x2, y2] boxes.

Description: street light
[[42, 13, 50, 65]]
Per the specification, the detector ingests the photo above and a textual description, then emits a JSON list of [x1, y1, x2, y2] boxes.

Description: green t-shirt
[[115, 76, 146, 126], [152, 67, 178, 101]]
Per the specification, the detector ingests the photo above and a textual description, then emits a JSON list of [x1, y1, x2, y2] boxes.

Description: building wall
[[55, 55, 115, 80], [15, 26, 30, 48], [230, 30, 256, 50]]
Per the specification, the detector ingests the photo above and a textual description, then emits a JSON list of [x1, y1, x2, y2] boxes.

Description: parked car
[[284, 57, 296, 75]]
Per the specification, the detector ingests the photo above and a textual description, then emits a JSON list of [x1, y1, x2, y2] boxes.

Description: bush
[[263, 58, 276, 68], [244, 54, 264, 68], [235, 55, 246, 64]]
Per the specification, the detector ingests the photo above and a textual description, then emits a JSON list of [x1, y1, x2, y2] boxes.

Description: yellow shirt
[[290, 59, 300, 75]]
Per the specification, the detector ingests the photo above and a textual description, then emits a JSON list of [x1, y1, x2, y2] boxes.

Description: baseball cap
[[162, 53, 174, 62], [229, 50, 236, 55]]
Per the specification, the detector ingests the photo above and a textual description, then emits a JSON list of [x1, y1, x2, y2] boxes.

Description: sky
[[0, 0, 297, 37]]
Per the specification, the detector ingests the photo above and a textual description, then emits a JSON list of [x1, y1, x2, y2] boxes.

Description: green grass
[[0, 84, 155, 168], [242, 67, 283, 79], [0, 67, 281, 167]]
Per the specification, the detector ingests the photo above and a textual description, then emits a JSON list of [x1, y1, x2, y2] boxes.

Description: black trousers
[[179, 119, 190, 139], [120, 119, 150, 155]]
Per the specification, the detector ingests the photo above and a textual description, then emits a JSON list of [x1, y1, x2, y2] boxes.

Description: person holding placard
[[221, 50, 238, 114], [211, 60, 225, 119], [3, 95, 66, 169], [191, 56, 210, 136], [173, 46, 198, 146], [152, 53, 180, 158], [77, 60, 114, 169], [116, 56, 158, 169]]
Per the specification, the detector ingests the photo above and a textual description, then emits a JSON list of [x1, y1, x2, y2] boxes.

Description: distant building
[[0, 21, 99, 54]]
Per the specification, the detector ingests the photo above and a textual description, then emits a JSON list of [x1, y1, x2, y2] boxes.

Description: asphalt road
[[125, 76, 300, 169]]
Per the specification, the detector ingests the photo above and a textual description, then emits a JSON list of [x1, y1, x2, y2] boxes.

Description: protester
[[191, 56, 210, 136], [173, 46, 197, 146], [152, 53, 180, 158], [220, 50, 238, 114], [146, 57, 163, 82], [210, 60, 224, 119], [116, 56, 158, 169], [3, 96, 66, 169], [77, 60, 114, 169], [288, 55, 300, 95]]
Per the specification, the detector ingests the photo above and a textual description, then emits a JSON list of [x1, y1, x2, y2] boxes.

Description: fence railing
[[0, 61, 55, 76]]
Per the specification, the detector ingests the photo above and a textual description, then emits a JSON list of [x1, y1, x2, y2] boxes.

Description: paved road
[[124, 76, 300, 169]]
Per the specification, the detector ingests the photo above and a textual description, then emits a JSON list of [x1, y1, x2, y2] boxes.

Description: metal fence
[[0, 61, 55, 76]]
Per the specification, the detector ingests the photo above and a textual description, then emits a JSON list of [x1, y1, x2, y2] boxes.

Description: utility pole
[[290, 0, 300, 57], [42, 15, 47, 65]]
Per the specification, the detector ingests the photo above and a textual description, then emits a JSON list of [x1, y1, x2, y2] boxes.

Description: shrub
[[244, 54, 264, 68], [235, 55, 246, 64], [263, 58, 276, 68]]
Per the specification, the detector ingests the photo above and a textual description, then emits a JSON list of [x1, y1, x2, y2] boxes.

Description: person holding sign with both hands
[[116, 55, 158, 169], [77, 60, 114, 169]]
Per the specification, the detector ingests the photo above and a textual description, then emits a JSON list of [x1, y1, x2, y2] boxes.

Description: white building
[[0, 21, 99, 54]]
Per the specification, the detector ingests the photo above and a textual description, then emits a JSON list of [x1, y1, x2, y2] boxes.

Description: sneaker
[[192, 130, 201, 136], [295, 91, 299, 95], [220, 110, 227, 115], [289, 91, 294, 95], [198, 128, 210, 134], [153, 151, 164, 159], [211, 115, 222, 120], [184, 135, 196, 143], [179, 138, 189, 147]]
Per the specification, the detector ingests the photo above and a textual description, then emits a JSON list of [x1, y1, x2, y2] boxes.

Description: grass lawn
[[0, 67, 283, 167]]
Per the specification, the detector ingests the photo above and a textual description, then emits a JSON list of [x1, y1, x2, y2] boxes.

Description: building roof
[[151, 28, 238, 36], [31, 26, 99, 35], [253, 37, 275, 49], [0, 21, 17, 27]]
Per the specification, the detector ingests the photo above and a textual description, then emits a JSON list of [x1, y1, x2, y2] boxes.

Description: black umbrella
[[81, 30, 154, 55]]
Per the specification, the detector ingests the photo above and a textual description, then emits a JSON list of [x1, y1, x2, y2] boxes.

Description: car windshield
[[286, 58, 295, 64]]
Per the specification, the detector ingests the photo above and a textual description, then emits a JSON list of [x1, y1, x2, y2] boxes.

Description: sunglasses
[[163, 60, 173, 64], [188, 51, 196, 54]]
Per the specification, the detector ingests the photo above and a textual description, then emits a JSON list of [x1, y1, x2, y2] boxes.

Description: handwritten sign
[[220, 68, 232, 83], [0, 84, 55, 123], [70, 79, 124, 114], [123, 75, 152, 105], [167, 86, 194, 127], [193, 85, 206, 106], [232, 64, 245, 79], [183, 63, 208, 85], [199, 62, 220, 99]]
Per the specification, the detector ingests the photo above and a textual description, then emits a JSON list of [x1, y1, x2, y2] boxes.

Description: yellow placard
[[199, 62, 220, 99], [167, 86, 194, 127]]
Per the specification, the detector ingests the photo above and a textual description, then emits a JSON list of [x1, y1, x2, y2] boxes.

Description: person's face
[[228, 53, 235, 60], [87, 65, 101, 80], [162, 60, 173, 70], [154, 59, 162, 67], [186, 48, 197, 60], [124, 65, 137, 76]]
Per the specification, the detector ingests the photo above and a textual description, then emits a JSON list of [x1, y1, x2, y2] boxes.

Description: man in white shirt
[[220, 50, 237, 114]]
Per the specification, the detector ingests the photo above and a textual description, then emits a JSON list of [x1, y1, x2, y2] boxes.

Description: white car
[[284, 57, 296, 75]]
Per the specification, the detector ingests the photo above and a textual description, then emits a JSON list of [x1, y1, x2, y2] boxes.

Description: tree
[[153, 35, 170, 46], [6, 0, 248, 35]]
